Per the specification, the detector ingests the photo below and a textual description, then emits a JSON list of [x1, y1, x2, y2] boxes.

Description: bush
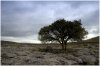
[[38, 46, 64, 54], [45, 46, 53, 52], [1, 53, 9, 59], [38, 46, 52, 52]]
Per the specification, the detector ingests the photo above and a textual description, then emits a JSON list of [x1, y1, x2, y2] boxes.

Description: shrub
[[1, 53, 9, 59], [45, 46, 53, 52]]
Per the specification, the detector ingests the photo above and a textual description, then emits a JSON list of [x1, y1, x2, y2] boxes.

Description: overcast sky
[[1, 1, 99, 43]]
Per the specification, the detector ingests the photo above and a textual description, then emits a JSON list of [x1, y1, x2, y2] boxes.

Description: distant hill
[[1, 36, 99, 45], [1, 40, 17, 44], [1, 40, 37, 44], [1, 40, 43, 44], [84, 36, 99, 43]]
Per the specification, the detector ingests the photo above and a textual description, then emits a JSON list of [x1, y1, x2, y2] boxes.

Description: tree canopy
[[38, 19, 88, 50]]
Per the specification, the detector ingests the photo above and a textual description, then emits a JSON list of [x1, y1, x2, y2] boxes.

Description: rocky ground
[[1, 43, 99, 65]]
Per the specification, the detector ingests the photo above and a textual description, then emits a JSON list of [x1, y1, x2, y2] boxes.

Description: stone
[[65, 60, 78, 65], [15, 52, 27, 56], [2, 53, 16, 58], [64, 54, 83, 64], [74, 48, 91, 56], [7, 53, 16, 58], [79, 55, 96, 65], [2, 59, 14, 65]]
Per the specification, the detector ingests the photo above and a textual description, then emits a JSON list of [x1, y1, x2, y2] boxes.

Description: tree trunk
[[64, 43, 66, 51], [61, 44, 64, 50], [64, 41, 67, 51]]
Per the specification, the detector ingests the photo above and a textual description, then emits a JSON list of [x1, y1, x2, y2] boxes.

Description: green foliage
[[38, 18, 88, 50]]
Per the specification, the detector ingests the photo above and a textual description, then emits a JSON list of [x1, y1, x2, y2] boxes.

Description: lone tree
[[38, 19, 88, 51]]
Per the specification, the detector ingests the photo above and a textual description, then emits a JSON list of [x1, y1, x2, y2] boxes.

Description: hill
[[84, 36, 99, 43], [1, 36, 99, 44], [1, 40, 17, 44]]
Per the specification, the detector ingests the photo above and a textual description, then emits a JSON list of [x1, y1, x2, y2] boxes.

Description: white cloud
[[85, 33, 99, 40], [1, 36, 41, 43]]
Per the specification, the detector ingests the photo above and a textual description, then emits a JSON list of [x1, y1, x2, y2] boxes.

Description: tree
[[38, 19, 88, 51]]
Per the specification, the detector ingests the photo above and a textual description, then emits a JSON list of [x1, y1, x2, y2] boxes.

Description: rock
[[75, 57, 83, 63], [22, 57, 50, 65], [1, 53, 9, 59], [74, 48, 91, 56], [58, 58, 78, 65], [65, 60, 78, 65], [95, 58, 99, 65], [2, 59, 14, 65], [47, 58, 61, 65], [15, 52, 27, 56], [50, 56, 78, 65], [90, 50, 95, 55], [7, 53, 16, 58], [63, 54, 83, 64], [2, 45, 99, 65], [2, 53, 16, 58], [14, 56, 32, 65], [30, 51, 45, 59], [79, 55, 96, 65]]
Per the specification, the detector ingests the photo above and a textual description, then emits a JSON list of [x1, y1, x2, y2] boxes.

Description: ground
[[1, 41, 99, 65]]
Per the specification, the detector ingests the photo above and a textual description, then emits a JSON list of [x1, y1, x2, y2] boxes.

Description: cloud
[[1, 36, 41, 43], [1, 1, 99, 43]]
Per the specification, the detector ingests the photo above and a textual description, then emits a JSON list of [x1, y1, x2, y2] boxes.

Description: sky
[[1, 1, 99, 43]]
